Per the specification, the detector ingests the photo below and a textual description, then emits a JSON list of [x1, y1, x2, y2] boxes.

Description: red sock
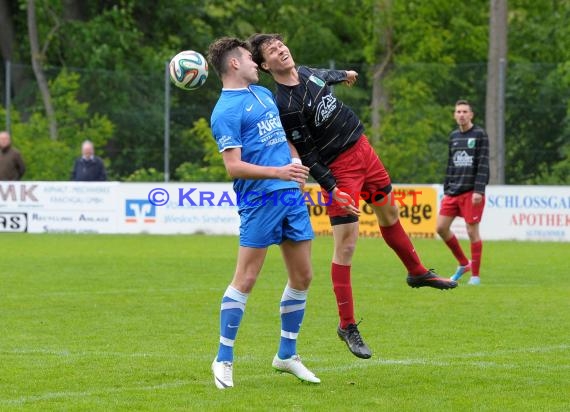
[[471, 240, 483, 276], [445, 235, 469, 266], [380, 221, 427, 276], [331, 263, 355, 328]]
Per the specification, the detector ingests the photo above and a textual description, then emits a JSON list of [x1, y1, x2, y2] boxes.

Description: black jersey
[[275, 66, 364, 192], [444, 124, 490, 196]]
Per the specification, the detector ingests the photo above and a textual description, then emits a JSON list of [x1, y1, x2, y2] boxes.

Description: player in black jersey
[[437, 100, 490, 285], [249, 33, 457, 360]]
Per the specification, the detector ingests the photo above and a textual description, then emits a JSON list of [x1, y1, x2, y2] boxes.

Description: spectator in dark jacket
[[71, 140, 107, 181], [0, 131, 26, 180]]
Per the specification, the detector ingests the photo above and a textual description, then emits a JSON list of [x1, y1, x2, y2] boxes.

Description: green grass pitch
[[1, 234, 568, 411]]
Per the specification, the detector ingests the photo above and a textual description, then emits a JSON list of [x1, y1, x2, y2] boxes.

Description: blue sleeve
[[211, 108, 242, 153]]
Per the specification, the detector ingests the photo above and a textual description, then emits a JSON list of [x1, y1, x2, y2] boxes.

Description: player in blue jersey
[[207, 37, 320, 389]]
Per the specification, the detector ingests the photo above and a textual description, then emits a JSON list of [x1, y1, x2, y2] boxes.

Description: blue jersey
[[211, 85, 298, 209]]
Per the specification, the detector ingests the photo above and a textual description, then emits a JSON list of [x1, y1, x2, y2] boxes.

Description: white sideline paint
[[2, 344, 567, 405], [3, 348, 191, 359], [0, 380, 192, 406], [5, 286, 201, 299]]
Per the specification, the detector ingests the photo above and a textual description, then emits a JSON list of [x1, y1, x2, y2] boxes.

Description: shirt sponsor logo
[[308, 75, 325, 87], [315, 94, 337, 127], [257, 113, 283, 135], [453, 150, 473, 167]]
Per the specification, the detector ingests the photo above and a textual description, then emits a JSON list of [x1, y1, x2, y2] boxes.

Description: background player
[[437, 100, 490, 285]]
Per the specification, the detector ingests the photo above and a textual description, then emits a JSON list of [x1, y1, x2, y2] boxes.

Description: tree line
[[0, 0, 568, 184]]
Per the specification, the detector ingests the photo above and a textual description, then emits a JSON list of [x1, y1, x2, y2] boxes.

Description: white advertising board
[[0, 181, 240, 235], [116, 183, 239, 235], [2, 182, 568, 241], [0, 182, 118, 233], [441, 185, 570, 241]]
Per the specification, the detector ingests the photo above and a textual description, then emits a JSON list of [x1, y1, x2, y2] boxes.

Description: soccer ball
[[169, 50, 208, 90]]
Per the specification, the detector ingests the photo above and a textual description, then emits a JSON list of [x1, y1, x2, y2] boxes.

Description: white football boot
[[212, 358, 233, 389], [272, 354, 321, 384]]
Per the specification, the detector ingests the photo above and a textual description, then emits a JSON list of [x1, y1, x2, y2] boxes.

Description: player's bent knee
[[374, 204, 399, 226]]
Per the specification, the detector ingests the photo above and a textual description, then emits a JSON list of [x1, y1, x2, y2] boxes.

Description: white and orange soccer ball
[[169, 50, 208, 90]]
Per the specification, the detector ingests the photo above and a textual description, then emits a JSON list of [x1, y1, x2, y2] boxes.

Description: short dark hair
[[248, 33, 283, 73], [455, 99, 473, 112], [207, 37, 250, 77]]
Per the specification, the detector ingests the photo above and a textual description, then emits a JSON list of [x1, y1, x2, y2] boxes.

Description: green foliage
[[366, 0, 489, 184], [4, 70, 113, 180], [174, 161, 227, 182], [503, 1, 570, 184], [46, 1, 173, 178], [377, 75, 449, 183], [1, 0, 569, 184], [56, 2, 143, 70], [174, 118, 229, 182], [18, 135, 74, 181], [123, 167, 165, 182], [525, 144, 570, 185], [505, 62, 569, 183], [393, 0, 488, 64]]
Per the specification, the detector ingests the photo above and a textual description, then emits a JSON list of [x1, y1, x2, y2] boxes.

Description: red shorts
[[439, 191, 486, 224], [323, 135, 392, 218]]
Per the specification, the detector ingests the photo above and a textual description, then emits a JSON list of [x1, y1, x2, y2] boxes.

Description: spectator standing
[[71, 140, 107, 181]]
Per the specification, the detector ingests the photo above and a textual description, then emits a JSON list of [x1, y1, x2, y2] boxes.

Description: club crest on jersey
[[453, 150, 473, 167], [315, 95, 337, 127], [309, 75, 325, 87], [468, 138, 476, 148]]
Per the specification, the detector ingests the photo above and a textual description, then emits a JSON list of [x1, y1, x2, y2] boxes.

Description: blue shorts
[[238, 189, 314, 248]]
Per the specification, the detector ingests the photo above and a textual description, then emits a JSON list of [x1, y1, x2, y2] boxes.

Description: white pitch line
[[3, 287, 199, 299], [1, 345, 568, 405], [0, 380, 193, 406], [318, 357, 569, 373], [449, 345, 570, 358], [316, 344, 570, 372], [2, 348, 192, 359]]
